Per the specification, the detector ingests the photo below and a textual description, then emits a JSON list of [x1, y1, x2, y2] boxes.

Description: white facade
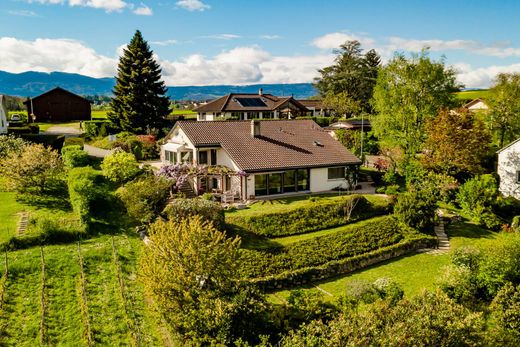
[[498, 139, 520, 199], [0, 95, 7, 134], [465, 99, 489, 111]]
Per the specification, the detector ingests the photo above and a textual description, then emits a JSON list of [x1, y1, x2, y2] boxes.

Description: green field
[[454, 89, 491, 101]]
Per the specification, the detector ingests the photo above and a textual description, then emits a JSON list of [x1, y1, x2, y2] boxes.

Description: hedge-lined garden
[[227, 194, 390, 237]]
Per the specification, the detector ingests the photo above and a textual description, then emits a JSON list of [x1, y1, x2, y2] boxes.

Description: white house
[[497, 139, 520, 199], [161, 119, 361, 200], [0, 95, 8, 134], [464, 98, 489, 112], [193, 90, 309, 121]]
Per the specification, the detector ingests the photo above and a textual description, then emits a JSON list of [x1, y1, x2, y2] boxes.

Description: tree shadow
[[226, 224, 282, 250], [16, 182, 72, 211], [446, 221, 496, 240]]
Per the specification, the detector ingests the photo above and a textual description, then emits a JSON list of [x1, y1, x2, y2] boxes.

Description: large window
[[255, 169, 310, 196], [328, 167, 346, 180], [165, 150, 176, 163]]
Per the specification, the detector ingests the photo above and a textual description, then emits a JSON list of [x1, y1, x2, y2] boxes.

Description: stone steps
[[417, 217, 450, 254], [17, 212, 29, 235]]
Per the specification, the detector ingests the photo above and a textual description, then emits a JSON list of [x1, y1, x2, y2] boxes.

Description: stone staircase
[[417, 217, 450, 255], [17, 212, 29, 235], [178, 180, 197, 198]]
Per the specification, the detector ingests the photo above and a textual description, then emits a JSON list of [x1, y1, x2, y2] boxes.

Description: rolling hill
[[0, 70, 317, 100]]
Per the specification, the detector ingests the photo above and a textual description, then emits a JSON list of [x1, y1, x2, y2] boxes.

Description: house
[[296, 99, 330, 117], [463, 98, 489, 112], [24, 87, 91, 122], [0, 95, 7, 134], [323, 120, 371, 138], [193, 89, 309, 121], [497, 139, 520, 199], [161, 119, 361, 200]]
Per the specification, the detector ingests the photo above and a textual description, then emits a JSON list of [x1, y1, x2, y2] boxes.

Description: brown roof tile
[[175, 119, 361, 172], [193, 93, 308, 113]]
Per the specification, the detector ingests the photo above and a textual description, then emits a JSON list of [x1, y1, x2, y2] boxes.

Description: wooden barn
[[24, 87, 91, 122]]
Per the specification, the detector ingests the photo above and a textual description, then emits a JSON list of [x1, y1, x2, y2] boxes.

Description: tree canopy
[[314, 40, 381, 115], [487, 72, 520, 148], [371, 51, 460, 176], [109, 30, 170, 134]]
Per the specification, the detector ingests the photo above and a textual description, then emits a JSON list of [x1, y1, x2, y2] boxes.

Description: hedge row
[[83, 120, 116, 138], [237, 216, 407, 279], [247, 235, 436, 290], [163, 198, 225, 231], [226, 195, 390, 237], [68, 167, 106, 225]]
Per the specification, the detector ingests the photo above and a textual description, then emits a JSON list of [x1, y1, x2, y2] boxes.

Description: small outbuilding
[[497, 139, 520, 199], [0, 95, 8, 134], [24, 87, 91, 122]]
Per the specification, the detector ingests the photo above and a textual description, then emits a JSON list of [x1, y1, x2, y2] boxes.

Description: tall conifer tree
[[109, 30, 170, 134]]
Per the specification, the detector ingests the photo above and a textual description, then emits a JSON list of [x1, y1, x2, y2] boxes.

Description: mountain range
[[0, 70, 317, 101]]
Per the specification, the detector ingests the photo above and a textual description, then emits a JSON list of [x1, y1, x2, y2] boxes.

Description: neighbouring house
[[497, 139, 520, 199], [463, 98, 489, 112], [0, 95, 7, 134], [161, 119, 361, 200], [193, 89, 309, 121], [296, 99, 331, 117], [24, 87, 91, 122], [324, 119, 371, 138]]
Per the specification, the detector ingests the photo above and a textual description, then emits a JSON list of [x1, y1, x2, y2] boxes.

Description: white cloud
[[150, 39, 178, 46], [8, 9, 39, 17], [260, 35, 282, 40], [28, 0, 139, 13], [133, 3, 152, 15], [0, 37, 117, 77], [455, 63, 520, 88], [176, 0, 210, 11], [312, 32, 375, 50], [200, 34, 241, 40]]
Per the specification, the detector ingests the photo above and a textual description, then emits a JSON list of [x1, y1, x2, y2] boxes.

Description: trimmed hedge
[[238, 216, 411, 279], [62, 145, 89, 168], [63, 137, 84, 149], [163, 198, 225, 230], [83, 120, 115, 138], [248, 236, 436, 290], [226, 195, 389, 237], [68, 167, 105, 225]]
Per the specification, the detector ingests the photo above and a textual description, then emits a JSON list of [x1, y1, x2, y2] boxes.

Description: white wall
[[498, 143, 520, 199], [310, 167, 348, 192], [0, 96, 7, 134]]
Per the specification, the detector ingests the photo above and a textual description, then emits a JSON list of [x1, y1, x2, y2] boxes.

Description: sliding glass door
[[254, 169, 309, 196]]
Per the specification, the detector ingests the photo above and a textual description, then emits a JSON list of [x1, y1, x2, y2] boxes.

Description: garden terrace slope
[[226, 194, 390, 237]]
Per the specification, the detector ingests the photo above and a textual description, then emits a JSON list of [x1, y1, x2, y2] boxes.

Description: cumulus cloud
[[176, 0, 210, 11], [133, 3, 152, 15], [0, 37, 117, 77], [455, 63, 520, 88], [312, 32, 375, 50]]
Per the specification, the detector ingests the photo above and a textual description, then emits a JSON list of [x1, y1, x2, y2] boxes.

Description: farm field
[[454, 89, 491, 101]]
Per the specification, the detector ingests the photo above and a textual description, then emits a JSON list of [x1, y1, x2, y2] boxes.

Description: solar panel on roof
[[236, 97, 267, 107]]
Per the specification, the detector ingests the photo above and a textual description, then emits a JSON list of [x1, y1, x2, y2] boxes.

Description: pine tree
[[109, 30, 170, 134]]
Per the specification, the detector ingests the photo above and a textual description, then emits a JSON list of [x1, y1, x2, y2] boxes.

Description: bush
[[68, 167, 106, 224], [493, 196, 520, 220], [457, 174, 498, 220], [394, 187, 437, 232], [19, 134, 65, 152], [101, 150, 141, 184], [62, 146, 89, 168], [238, 216, 406, 279], [63, 137, 84, 149], [163, 198, 225, 230], [227, 195, 389, 237], [83, 120, 114, 138], [117, 175, 173, 224], [0, 134, 27, 159]]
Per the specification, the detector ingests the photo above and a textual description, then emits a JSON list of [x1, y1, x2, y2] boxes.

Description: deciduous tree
[[488, 73, 520, 147]]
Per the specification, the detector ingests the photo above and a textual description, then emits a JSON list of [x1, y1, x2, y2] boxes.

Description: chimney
[[258, 88, 263, 96], [251, 120, 261, 137]]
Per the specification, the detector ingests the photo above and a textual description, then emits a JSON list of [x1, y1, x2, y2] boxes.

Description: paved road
[[84, 144, 112, 158], [43, 125, 82, 137]]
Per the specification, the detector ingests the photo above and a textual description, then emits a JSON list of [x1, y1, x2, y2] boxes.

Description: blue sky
[[0, 0, 519, 87]]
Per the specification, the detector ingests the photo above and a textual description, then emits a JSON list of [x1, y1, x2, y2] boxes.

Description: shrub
[[456, 174, 498, 220], [163, 198, 225, 230], [62, 146, 89, 168], [68, 167, 105, 224], [394, 187, 437, 231], [0, 143, 64, 193], [493, 196, 520, 220], [101, 150, 141, 184], [19, 134, 65, 152], [117, 175, 173, 224], [83, 120, 113, 138], [0, 134, 27, 158], [490, 283, 520, 341], [63, 137, 84, 149], [227, 195, 388, 237], [238, 216, 405, 279]]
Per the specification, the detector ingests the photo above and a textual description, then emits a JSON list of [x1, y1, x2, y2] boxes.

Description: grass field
[[269, 219, 498, 304], [0, 192, 26, 243], [454, 89, 491, 101]]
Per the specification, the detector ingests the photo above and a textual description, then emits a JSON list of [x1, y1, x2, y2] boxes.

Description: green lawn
[[36, 121, 81, 132], [269, 219, 500, 304], [227, 194, 389, 218], [91, 110, 109, 119], [0, 192, 26, 243], [454, 89, 491, 101], [171, 109, 196, 115]]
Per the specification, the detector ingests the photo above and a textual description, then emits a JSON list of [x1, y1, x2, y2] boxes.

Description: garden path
[[83, 144, 112, 158]]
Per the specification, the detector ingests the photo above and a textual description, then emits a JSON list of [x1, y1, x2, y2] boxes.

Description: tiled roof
[[193, 93, 309, 113], [175, 119, 361, 172]]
